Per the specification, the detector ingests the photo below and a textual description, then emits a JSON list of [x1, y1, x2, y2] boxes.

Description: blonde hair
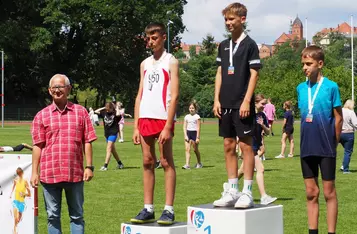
[[222, 2, 247, 17], [284, 101, 292, 110], [344, 99, 355, 110], [301, 45, 325, 62]]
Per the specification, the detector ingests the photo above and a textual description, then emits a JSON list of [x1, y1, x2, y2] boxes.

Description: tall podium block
[[187, 204, 283, 234], [121, 222, 187, 234]]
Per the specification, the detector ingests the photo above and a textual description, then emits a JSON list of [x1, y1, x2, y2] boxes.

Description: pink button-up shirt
[[32, 102, 97, 184]]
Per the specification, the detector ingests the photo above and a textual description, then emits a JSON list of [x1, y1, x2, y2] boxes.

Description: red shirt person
[[31, 74, 97, 234]]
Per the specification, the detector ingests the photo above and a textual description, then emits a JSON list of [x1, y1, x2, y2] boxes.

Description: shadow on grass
[[277, 197, 294, 201], [265, 168, 280, 172], [122, 166, 141, 169]]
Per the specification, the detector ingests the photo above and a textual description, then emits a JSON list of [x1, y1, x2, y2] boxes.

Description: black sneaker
[[157, 210, 175, 225], [155, 160, 162, 169], [130, 208, 155, 224], [117, 163, 124, 169]]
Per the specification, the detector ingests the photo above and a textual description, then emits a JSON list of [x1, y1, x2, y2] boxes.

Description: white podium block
[[187, 204, 283, 234], [121, 222, 187, 234]]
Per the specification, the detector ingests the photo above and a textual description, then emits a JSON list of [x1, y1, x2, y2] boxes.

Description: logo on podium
[[190, 210, 211, 233], [122, 225, 132, 234]]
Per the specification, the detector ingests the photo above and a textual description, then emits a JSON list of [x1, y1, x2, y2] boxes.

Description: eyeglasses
[[50, 85, 68, 91]]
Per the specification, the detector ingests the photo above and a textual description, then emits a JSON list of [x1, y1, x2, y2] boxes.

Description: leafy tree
[[189, 45, 197, 58], [201, 34, 216, 56]]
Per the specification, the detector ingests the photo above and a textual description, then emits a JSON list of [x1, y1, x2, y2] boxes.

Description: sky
[[181, 0, 357, 45]]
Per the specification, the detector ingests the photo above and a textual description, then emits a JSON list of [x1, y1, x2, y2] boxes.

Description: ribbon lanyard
[[229, 33, 246, 67], [308, 77, 324, 114]]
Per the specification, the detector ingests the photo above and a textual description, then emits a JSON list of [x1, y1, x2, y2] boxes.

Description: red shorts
[[139, 118, 175, 137]]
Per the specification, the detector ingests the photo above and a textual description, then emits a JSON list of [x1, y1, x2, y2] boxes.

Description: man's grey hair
[[49, 74, 71, 87]]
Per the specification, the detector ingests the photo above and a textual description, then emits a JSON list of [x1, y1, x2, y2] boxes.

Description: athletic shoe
[[130, 208, 155, 224], [117, 163, 124, 169], [234, 192, 254, 209], [260, 195, 277, 205], [340, 165, 344, 171], [100, 166, 108, 171], [261, 155, 266, 161], [182, 165, 190, 169], [275, 154, 285, 159], [271, 132, 274, 136], [213, 183, 241, 207], [157, 210, 175, 225], [287, 154, 294, 158], [195, 163, 203, 169], [343, 171, 352, 174], [155, 160, 162, 169], [118, 139, 124, 143]]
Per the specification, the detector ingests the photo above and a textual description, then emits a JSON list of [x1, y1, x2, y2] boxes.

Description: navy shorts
[[300, 156, 336, 181], [283, 126, 294, 135], [187, 131, 197, 141]]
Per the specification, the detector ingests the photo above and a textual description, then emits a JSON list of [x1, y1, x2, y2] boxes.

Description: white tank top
[[139, 51, 174, 120]]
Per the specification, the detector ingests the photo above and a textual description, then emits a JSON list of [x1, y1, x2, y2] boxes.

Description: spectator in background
[[88, 107, 99, 126], [275, 101, 295, 158], [339, 99, 357, 174], [0, 143, 33, 152], [31, 74, 97, 234], [95, 102, 124, 171], [264, 98, 276, 136], [117, 101, 132, 143]]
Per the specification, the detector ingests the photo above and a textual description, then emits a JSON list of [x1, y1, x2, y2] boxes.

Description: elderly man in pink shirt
[[31, 74, 97, 234], [264, 98, 276, 136]]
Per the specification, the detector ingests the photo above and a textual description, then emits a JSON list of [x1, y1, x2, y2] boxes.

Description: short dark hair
[[301, 45, 324, 62], [145, 22, 166, 35]]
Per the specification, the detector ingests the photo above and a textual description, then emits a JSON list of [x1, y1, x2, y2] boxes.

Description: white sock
[[228, 178, 239, 191], [164, 205, 174, 214], [144, 204, 154, 213], [243, 180, 253, 195]]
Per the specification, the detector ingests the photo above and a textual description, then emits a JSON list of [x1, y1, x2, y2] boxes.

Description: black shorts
[[300, 156, 336, 181], [12, 144, 25, 152], [219, 108, 255, 138], [187, 130, 197, 141], [283, 126, 294, 135]]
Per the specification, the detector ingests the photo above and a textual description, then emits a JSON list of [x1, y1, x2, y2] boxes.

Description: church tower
[[291, 16, 303, 40]]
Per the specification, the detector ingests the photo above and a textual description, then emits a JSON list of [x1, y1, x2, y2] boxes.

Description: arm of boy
[[334, 106, 343, 146], [240, 68, 259, 119], [158, 58, 179, 144], [213, 66, 222, 118], [133, 61, 145, 145]]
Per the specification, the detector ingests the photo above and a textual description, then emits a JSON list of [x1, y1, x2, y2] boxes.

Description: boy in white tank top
[[131, 22, 179, 225]]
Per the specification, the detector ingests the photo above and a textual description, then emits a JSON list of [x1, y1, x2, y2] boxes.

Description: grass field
[[1, 121, 356, 234]]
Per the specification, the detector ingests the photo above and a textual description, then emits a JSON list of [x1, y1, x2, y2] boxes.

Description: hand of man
[[158, 127, 172, 145], [132, 129, 141, 145], [195, 138, 200, 144], [239, 100, 250, 119], [83, 168, 93, 182], [213, 101, 222, 119], [30, 173, 39, 188]]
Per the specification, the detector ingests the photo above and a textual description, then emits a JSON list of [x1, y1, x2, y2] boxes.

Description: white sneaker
[[195, 163, 203, 168], [117, 163, 124, 169], [100, 166, 108, 171], [118, 139, 124, 143], [261, 155, 266, 161], [340, 165, 344, 171], [234, 192, 254, 208], [260, 195, 277, 205], [182, 164, 190, 169], [213, 183, 241, 207], [275, 154, 285, 159]]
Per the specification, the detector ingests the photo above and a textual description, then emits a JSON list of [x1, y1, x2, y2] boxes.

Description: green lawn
[[1, 122, 356, 234]]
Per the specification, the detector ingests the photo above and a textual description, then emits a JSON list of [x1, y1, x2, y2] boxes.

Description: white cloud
[[181, 0, 357, 45]]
